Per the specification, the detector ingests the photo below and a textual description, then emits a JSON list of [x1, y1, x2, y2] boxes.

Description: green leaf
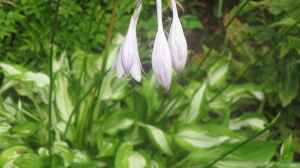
[[150, 159, 166, 168], [229, 114, 266, 131], [188, 141, 277, 166], [0, 63, 49, 102], [215, 161, 300, 168], [13, 153, 44, 168], [55, 72, 73, 121], [184, 82, 207, 123], [271, 17, 297, 27], [105, 119, 134, 135], [174, 125, 234, 151], [128, 152, 147, 168], [222, 84, 264, 103], [24, 72, 49, 88], [102, 110, 135, 135], [97, 136, 119, 157], [143, 125, 173, 155], [115, 142, 133, 168], [100, 72, 128, 101], [11, 122, 39, 138], [208, 59, 229, 89], [0, 63, 49, 88], [230, 141, 277, 162], [0, 63, 22, 76], [0, 135, 22, 149], [181, 15, 204, 29], [53, 142, 74, 167], [72, 150, 92, 166], [0, 146, 32, 167], [279, 62, 299, 106], [280, 135, 294, 162], [0, 122, 11, 134]]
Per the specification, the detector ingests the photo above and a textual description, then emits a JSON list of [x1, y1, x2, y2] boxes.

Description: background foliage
[[0, 0, 300, 167]]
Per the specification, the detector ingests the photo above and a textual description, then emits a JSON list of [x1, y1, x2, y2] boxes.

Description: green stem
[[48, 0, 61, 163], [217, 0, 224, 18]]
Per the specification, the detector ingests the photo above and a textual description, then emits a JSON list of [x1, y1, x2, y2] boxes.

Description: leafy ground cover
[[0, 0, 300, 167]]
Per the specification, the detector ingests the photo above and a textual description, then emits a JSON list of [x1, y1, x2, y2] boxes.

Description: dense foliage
[[0, 0, 300, 167]]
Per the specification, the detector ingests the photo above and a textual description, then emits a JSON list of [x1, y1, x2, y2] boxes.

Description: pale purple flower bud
[[152, 0, 173, 89], [114, 2, 142, 82], [168, 0, 188, 72]]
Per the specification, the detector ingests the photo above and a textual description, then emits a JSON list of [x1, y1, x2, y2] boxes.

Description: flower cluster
[[115, 0, 188, 89]]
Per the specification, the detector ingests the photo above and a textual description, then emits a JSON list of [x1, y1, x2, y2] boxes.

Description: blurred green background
[[0, 0, 300, 167]]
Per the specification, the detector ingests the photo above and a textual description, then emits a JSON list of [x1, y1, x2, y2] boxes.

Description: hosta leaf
[[100, 73, 128, 101], [271, 17, 297, 27], [105, 118, 134, 135], [279, 62, 299, 107], [0, 146, 32, 167], [0, 63, 22, 76], [55, 75, 73, 121], [150, 160, 165, 168], [229, 114, 266, 131], [11, 122, 39, 138], [115, 142, 133, 168], [128, 152, 147, 168], [216, 161, 300, 168], [231, 141, 277, 161], [0, 135, 22, 149], [53, 142, 74, 167], [97, 136, 119, 157], [0, 122, 11, 134], [102, 110, 135, 135], [280, 135, 294, 162], [13, 153, 44, 168], [270, 162, 300, 168], [216, 160, 266, 168], [208, 59, 229, 89], [0, 63, 49, 88], [184, 82, 207, 123], [188, 141, 277, 166], [150, 155, 166, 168], [143, 125, 173, 155], [72, 150, 92, 165], [222, 84, 264, 103], [24, 72, 49, 88], [174, 126, 232, 151], [0, 63, 49, 103]]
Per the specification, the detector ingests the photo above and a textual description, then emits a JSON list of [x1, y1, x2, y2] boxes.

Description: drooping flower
[[168, 0, 188, 72], [152, 0, 173, 89], [115, 1, 142, 82]]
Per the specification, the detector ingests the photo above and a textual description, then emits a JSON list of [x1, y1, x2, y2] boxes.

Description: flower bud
[[168, 0, 188, 72], [152, 0, 173, 89], [114, 2, 142, 82]]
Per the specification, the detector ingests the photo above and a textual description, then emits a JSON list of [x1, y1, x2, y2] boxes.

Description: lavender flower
[[115, 1, 142, 82], [152, 0, 173, 89], [168, 0, 188, 72]]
